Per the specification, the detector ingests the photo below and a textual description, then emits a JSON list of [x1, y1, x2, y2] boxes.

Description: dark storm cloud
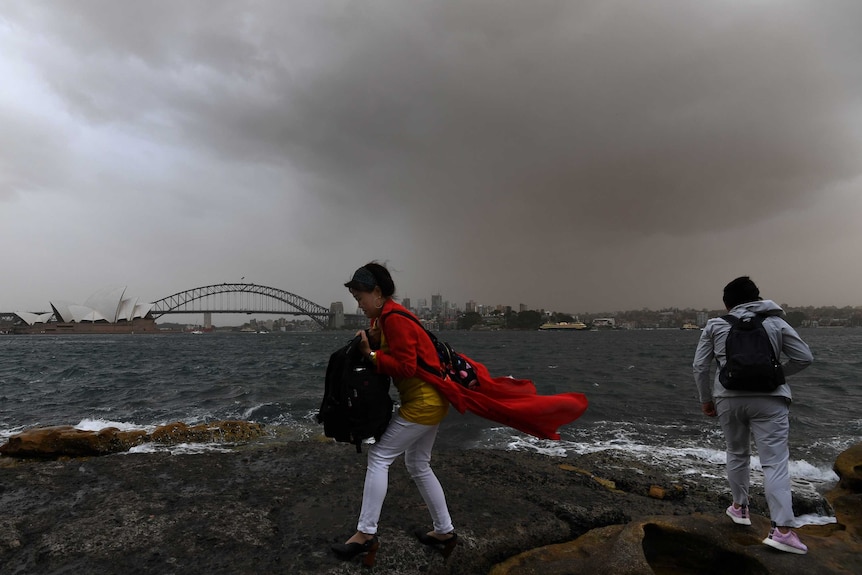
[[14, 2, 858, 227], [2, 1, 861, 312]]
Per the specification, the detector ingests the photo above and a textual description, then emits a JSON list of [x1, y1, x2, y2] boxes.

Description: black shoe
[[331, 535, 379, 568], [414, 529, 458, 559]]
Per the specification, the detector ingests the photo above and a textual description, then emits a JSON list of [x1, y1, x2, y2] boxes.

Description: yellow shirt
[[379, 331, 448, 425]]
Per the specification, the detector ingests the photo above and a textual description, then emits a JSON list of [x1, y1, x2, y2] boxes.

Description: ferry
[[538, 321, 590, 331]]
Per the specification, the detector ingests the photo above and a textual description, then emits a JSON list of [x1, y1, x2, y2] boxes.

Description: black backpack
[[719, 314, 786, 392], [316, 333, 393, 453], [385, 310, 479, 389]]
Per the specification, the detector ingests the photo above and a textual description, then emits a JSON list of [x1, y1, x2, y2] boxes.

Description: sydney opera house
[[11, 287, 161, 334]]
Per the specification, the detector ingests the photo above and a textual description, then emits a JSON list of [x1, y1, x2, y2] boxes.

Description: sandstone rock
[[833, 442, 862, 491], [647, 484, 685, 500], [149, 420, 266, 445], [824, 442, 862, 542], [491, 512, 861, 575], [558, 463, 618, 491], [0, 421, 265, 459], [491, 442, 862, 575], [0, 426, 147, 458]]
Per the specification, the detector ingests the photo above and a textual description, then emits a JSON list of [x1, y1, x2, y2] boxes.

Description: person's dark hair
[[344, 262, 396, 297], [722, 276, 761, 309]]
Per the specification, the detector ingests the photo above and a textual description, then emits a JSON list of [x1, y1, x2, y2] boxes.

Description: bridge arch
[[150, 283, 333, 329]]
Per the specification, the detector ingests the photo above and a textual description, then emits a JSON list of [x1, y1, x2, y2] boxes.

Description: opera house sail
[[11, 287, 160, 334]]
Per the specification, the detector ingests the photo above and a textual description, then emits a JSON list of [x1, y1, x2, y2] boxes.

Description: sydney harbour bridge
[[149, 283, 348, 329]]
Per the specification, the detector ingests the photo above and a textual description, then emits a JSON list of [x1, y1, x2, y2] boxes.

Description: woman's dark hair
[[344, 262, 396, 297], [722, 276, 761, 309]]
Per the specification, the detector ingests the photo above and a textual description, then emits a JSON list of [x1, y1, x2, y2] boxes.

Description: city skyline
[[6, 279, 861, 321]]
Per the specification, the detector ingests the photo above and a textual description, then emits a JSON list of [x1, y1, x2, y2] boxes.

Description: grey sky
[[2, 1, 861, 316]]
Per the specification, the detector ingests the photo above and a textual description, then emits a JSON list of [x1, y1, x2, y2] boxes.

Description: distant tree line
[[448, 305, 862, 330]]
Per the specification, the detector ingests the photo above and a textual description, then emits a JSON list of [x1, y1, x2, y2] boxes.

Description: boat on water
[[538, 321, 590, 331], [591, 318, 617, 329], [680, 323, 700, 330]]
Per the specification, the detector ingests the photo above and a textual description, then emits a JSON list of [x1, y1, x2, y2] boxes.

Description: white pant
[[716, 396, 795, 526], [357, 414, 454, 535]]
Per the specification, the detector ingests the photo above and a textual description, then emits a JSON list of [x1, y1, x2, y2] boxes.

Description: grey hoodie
[[692, 299, 813, 404]]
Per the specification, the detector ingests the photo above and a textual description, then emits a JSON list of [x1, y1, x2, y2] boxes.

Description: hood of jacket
[[728, 299, 785, 318]]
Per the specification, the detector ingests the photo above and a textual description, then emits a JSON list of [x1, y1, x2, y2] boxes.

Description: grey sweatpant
[[715, 395, 795, 527]]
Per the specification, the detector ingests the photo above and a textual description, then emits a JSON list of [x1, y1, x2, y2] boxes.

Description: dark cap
[[344, 266, 377, 291]]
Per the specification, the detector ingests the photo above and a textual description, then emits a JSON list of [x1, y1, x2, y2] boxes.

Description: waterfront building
[[11, 287, 158, 334]]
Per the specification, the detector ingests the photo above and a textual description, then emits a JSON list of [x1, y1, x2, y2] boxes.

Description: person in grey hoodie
[[693, 276, 813, 554]]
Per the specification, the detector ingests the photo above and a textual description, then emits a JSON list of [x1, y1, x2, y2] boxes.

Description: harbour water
[[1, 327, 859, 523]]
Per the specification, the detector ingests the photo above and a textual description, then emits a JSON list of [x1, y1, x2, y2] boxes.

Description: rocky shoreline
[[1, 429, 860, 574]]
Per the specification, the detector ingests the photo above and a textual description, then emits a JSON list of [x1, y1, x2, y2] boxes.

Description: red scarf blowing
[[377, 302, 588, 440], [416, 353, 588, 440]]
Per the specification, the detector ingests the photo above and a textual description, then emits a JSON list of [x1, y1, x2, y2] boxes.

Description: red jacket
[[374, 300, 442, 379], [376, 301, 588, 440]]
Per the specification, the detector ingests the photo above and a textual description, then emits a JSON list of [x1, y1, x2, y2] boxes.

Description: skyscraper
[[431, 294, 443, 315]]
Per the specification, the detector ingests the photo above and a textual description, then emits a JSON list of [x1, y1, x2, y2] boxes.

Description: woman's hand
[[357, 325, 382, 361], [367, 324, 381, 347], [356, 329, 376, 359]]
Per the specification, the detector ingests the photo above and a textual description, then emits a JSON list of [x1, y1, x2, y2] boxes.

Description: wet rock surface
[[0, 439, 859, 574], [0, 421, 266, 458]]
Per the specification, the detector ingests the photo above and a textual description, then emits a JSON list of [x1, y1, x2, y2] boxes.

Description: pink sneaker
[[763, 524, 808, 555], [726, 504, 751, 526]]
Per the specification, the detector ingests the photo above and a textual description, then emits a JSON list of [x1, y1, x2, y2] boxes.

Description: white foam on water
[[74, 418, 152, 433], [0, 425, 27, 443], [787, 459, 840, 484], [505, 434, 569, 457], [795, 513, 837, 527], [127, 443, 160, 454], [494, 423, 841, 523], [127, 442, 232, 455], [728, 455, 840, 485], [503, 424, 841, 489]]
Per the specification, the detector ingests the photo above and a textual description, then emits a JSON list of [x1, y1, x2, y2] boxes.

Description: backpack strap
[[721, 314, 737, 325], [721, 313, 780, 359], [722, 313, 769, 328]]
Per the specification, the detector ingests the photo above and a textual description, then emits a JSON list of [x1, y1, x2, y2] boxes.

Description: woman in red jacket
[[331, 262, 457, 567]]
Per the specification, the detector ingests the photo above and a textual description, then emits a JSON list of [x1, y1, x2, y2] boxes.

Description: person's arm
[[779, 323, 813, 377], [374, 314, 423, 379], [693, 322, 716, 416]]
